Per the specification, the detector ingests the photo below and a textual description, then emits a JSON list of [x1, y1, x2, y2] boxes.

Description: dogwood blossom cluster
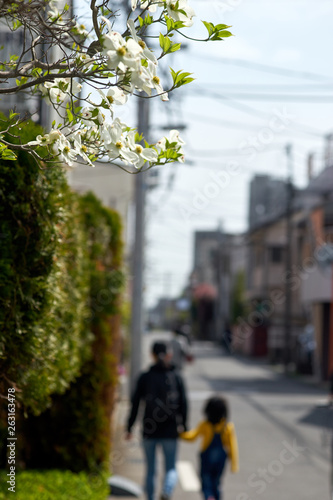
[[100, 18, 168, 101], [32, 1, 195, 169], [40, 79, 82, 105], [131, 0, 195, 26], [28, 113, 185, 169], [0, 0, 232, 169], [47, 0, 90, 37]]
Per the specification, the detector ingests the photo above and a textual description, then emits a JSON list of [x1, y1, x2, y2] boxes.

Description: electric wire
[[187, 53, 333, 82]]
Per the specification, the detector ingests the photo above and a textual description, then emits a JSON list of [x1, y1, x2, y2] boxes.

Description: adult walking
[[126, 341, 188, 500]]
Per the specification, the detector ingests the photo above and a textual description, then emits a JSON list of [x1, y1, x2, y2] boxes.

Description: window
[[270, 246, 283, 263]]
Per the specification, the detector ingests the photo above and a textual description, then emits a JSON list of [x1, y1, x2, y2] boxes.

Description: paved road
[[112, 332, 332, 500]]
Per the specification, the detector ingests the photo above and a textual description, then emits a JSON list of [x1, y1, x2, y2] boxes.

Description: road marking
[[177, 461, 201, 491], [188, 391, 214, 401]]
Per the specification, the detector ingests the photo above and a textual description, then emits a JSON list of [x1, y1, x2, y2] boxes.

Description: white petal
[[141, 148, 158, 162]]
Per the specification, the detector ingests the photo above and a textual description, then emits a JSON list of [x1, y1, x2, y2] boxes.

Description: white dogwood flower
[[28, 129, 62, 146], [40, 79, 82, 104], [106, 140, 127, 160], [76, 53, 94, 68], [106, 40, 142, 71], [47, 0, 64, 23], [165, 0, 195, 27], [53, 134, 77, 166], [71, 131, 93, 166], [72, 21, 89, 38], [156, 129, 185, 162], [101, 19, 143, 72], [97, 87, 128, 111], [146, 61, 168, 101], [127, 20, 157, 65], [140, 1, 163, 12], [125, 130, 158, 168], [100, 117, 127, 147], [122, 65, 152, 95]]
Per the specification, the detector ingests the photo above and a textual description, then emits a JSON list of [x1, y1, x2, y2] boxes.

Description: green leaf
[[166, 16, 173, 32], [12, 19, 22, 30], [182, 77, 195, 85], [144, 14, 153, 25], [1, 148, 17, 160], [159, 33, 165, 50], [67, 108, 74, 122], [164, 36, 171, 53], [215, 24, 232, 30], [170, 68, 195, 88], [32, 67, 42, 78], [169, 42, 181, 53], [202, 21, 214, 36], [217, 30, 233, 38]]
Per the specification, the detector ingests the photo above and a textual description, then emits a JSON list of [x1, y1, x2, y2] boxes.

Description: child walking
[[180, 395, 238, 500]]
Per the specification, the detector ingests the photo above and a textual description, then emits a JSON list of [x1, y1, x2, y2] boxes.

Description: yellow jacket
[[180, 419, 239, 473]]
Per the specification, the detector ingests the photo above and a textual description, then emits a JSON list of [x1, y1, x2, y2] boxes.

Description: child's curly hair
[[204, 396, 228, 424]]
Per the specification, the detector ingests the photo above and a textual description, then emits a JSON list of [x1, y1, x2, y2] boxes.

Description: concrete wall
[[69, 161, 135, 257]]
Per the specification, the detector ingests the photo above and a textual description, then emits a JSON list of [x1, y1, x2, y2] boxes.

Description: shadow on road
[[191, 341, 327, 396], [298, 404, 333, 430]]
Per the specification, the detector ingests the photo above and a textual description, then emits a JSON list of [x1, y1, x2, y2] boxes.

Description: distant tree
[[230, 270, 247, 324]]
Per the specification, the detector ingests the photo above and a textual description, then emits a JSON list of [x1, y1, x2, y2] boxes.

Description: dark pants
[[142, 438, 178, 500], [200, 433, 227, 500]]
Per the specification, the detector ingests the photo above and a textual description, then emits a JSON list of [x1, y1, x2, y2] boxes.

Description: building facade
[[192, 230, 246, 340], [243, 164, 333, 377]]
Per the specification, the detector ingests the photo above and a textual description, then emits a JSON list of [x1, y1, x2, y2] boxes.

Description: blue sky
[[145, 0, 333, 306]]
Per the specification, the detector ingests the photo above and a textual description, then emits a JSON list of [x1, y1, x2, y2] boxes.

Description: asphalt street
[[111, 332, 332, 500]]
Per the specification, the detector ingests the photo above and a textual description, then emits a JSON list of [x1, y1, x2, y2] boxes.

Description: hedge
[[0, 117, 124, 471], [0, 119, 91, 415], [0, 470, 109, 500], [20, 194, 124, 471]]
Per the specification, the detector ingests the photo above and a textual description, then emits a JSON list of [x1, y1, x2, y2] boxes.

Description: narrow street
[[113, 333, 332, 500]]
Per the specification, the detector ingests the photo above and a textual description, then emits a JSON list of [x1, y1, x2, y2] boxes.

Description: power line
[[184, 110, 326, 139], [185, 111, 265, 131], [191, 92, 333, 102], [187, 87, 325, 137], [186, 143, 285, 157], [199, 83, 333, 90], [188, 53, 333, 82]]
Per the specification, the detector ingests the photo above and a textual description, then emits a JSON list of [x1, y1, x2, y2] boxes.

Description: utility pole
[[215, 222, 224, 342], [129, 95, 149, 394], [284, 143, 293, 372]]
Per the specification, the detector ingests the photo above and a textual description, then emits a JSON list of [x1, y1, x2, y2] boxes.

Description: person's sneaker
[[160, 494, 170, 500]]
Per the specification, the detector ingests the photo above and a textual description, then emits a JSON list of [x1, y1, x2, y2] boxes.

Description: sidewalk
[[110, 377, 144, 492]]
